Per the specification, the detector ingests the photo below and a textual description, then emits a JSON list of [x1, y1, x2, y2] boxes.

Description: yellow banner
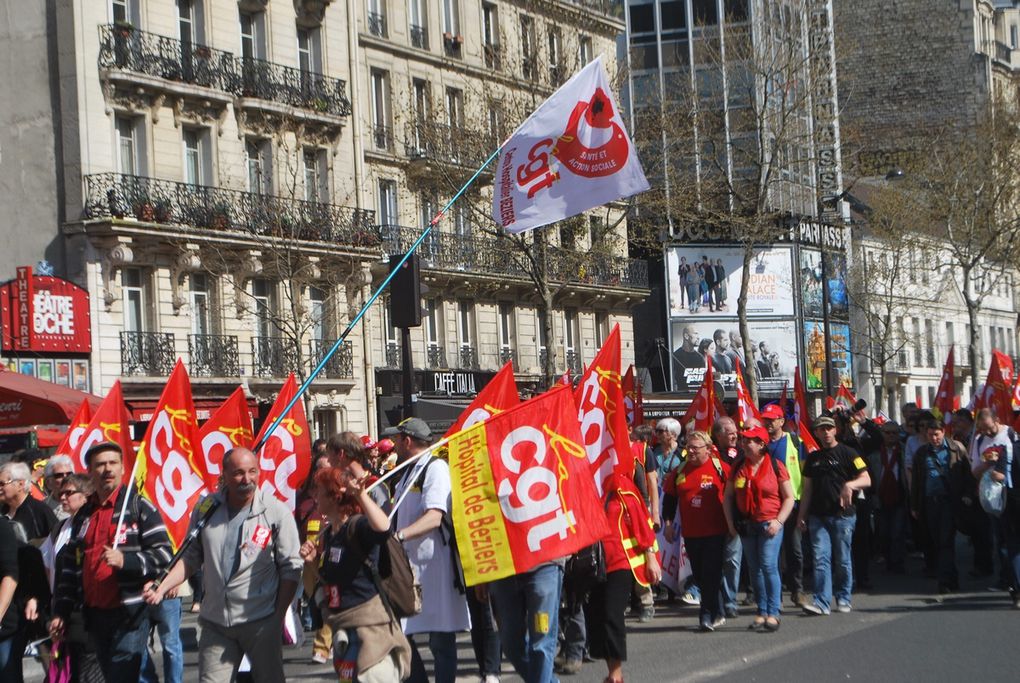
[[448, 422, 515, 585]]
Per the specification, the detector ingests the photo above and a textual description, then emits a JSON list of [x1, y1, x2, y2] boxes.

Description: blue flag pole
[[254, 147, 503, 449]]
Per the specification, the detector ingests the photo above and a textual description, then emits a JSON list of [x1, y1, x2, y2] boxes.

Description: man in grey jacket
[[144, 447, 302, 682]]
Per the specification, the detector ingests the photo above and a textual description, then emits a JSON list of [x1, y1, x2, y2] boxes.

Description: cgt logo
[[147, 407, 204, 523]]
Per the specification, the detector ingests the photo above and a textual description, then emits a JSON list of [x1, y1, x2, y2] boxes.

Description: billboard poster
[[670, 319, 798, 396], [804, 320, 853, 390], [665, 246, 795, 319], [800, 249, 849, 320]]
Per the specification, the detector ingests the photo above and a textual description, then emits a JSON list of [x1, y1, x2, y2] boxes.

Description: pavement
[[23, 537, 1019, 682]]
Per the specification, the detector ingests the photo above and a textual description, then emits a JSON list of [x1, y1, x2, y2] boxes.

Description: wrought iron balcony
[[252, 336, 300, 378], [98, 24, 236, 92], [379, 225, 649, 288], [384, 341, 400, 367], [410, 25, 428, 49], [368, 11, 387, 38], [565, 349, 583, 374], [483, 43, 502, 70], [372, 125, 395, 152], [83, 173, 377, 247], [559, 0, 625, 19], [236, 58, 352, 118], [121, 331, 176, 377], [458, 345, 479, 370], [499, 347, 518, 370], [311, 339, 354, 379], [189, 334, 240, 377], [404, 122, 495, 169], [443, 32, 463, 58], [426, 344, 447, 369]]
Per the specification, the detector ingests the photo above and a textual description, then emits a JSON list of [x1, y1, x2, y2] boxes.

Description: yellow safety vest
[[778, 435, 803, 500]]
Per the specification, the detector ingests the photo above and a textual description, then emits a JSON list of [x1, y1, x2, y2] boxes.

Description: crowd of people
[[1, 399, 1019, 683]]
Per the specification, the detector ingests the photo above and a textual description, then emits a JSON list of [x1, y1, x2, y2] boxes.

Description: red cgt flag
[[136, 360, 207, 549], [575, 324, 632, 497], [622, 365, 644, 427], [254, 374, 311, 511], [75, 380, 135, 475], [55, 399, 92, 468], [734, 363, 760, 428], [447, 385, 610, 586], [933, 347, 955, 424], [976, 350, 1014, 421], [445, 362, 520, 438], [794, 368, 820, 453], [680, 358, 716, 433], [197, 386, 254, 491]]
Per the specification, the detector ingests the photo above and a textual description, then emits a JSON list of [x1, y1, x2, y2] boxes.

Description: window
[[190, 273, 211, 336], [927, 386, 936, 408], [303, 148, 328, 202], [520, 15, 536, 80], [1012, 25, 1019, 49], [946, 321, 955, 349], [452, 204, 471, 238], [183, 128, 211, 186], [409, 0, 428, 49], [487, 102, 504, 142], [245, 138, 272, 194], [425, 298, 443, 367], [115, 115, 144, 175], [239, 10, 266, 59], [548, 28, 563, 85], [483, 3, 499, 68], [441, 0, 460, 36], [122, 268, 146, 332], [308, 286, 327, 341], [409, 78, 430, 153], [177, 0, 202, 45], [564, 308, 579, 354], [445, 87, 463, 131], [499, 302, 514, 357], [579, 35, 593, 64], [368, 0, 387, 38], [458, 300, 473, 348], [924, 319, 935, 367], [297, 26, 322, 75], [111, 0, 134, 24], [370, 69, 391, 150], [912, 317, 922, 365], [595, 312, 609, 348], [251, 278, 275, 338], [537, 309, 549, 366], [378, 179, 398, 225]]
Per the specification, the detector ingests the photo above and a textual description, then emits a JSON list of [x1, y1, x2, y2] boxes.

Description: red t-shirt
[[83, 488, 123, 609], [675, 458, 730, 538], [734, 457, 790, 522]]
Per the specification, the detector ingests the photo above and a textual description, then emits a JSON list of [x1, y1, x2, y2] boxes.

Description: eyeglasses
[[0, 480, 15, 488], [50, 472, 71, 480], [58, 490, 82, 498]]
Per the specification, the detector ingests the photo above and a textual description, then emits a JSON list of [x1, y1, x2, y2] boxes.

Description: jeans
[[876, 502, 907, 571], [741, 523, 784, 617], [925, 496, 958, 587], [684, 534, 726, 622], [0, 632, 26, 683], [491, 563, 563, 683], [1003, 515, 1020, 593], [466, 587, 502, 677], [560, 594, 586, 662], [782, 512, 804, 594], [140, 597, 184, 683], [808, 514, 856, 612], [86, 605, 151, 680], [721, 534, 742, 613]]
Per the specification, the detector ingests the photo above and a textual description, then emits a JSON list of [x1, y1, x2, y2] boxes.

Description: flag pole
[[254, 148, 502, 450]]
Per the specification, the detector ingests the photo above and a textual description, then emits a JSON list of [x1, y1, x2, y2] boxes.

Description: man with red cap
[[760, 403, 808, 607]]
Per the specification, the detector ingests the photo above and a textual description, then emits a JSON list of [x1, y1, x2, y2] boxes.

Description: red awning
[[0, 368, 103, 428]]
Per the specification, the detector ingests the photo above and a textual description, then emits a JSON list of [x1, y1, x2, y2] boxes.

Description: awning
[[376, 395, 472, 435], [0, 424, 68, 448], [0, 368, 103, 428], [128, 398, 259, 423]]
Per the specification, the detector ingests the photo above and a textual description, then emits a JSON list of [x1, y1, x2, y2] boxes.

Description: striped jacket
[[53, 485, 172, 619]]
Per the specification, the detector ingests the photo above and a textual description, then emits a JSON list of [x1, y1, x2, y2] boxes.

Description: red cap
[[760, 404, 785, 420], [361, 435, 377, 448], [739, 426, 769, 443], [376, 438, 395, 455]]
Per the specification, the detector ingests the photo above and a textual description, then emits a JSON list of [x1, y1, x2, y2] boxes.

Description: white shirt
[[393, 454, 471, 635], [968, 426, 1012, 471]]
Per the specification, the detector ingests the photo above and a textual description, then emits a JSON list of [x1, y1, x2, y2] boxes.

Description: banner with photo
[[669, 319, 798, 395], [804, 321, 853, 390], [799, 249, 849, 320], [665, 246, 795, 319]]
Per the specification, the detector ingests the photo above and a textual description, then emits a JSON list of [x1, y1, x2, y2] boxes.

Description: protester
[[723, 425, 794, 632], [798, 416, 870, 615], [0, 517, 21, 680], [835, 407, 881, 591], [385, 417, 470, 683], [327, 432, 389, 509], [760, 403, 807, 607], [297, 450, 333, 662], [144, 447, 302, 682], [711, 416, 743, 618], [629, 424, 660, 622], [299, 465, 411, 680], [653, 418, 684, 479], [972, 421, 1020, 608], [49, 442, 173, 679], [964, 408, 1003, 579], [42, 455, 75, 520], [874, 421, 909, 574], [0, 461, 57, 543], [663, 430, 730, 631], [911, 419, 969, 595]]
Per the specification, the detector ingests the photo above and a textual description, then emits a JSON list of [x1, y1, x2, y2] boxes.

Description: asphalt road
[[24, 538, 1018, 682]]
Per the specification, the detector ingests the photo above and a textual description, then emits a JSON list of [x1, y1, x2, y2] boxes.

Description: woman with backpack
[[723, 426, 795, 632], [299, 465, 411, 681]]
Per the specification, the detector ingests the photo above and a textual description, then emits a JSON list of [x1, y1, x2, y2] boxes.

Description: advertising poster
[[804, 321, 853, 390], [800, 249, 849, 320], [37, 360, 53, 383], [55, 360, 71, 387], [72, 360, 89, 392], [670, 319, 798, 395], [665, 246, 795, 318], [19, 359, 35, 377]]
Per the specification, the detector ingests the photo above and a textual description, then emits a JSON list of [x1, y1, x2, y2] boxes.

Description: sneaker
[[711, 616, 726, 630], [836, 600, 852, 613], [801, 602, 829, 616], [638, 606, 654, 623], [482, 676, 501, 683], [557, 660, 582, 676], [681, 591, 701, 606], [699, 617, 715, 632], [190, 601, 201, 613], [311, 653, 330, 665]]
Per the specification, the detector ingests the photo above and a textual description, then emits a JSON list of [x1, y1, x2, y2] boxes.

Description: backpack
[[345, 515, 422, 620]]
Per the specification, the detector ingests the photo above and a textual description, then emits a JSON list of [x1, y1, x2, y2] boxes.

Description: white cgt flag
[[492, 56, 650, 234]]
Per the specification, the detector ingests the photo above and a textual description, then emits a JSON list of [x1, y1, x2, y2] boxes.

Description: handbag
[[979, 470, 1006, 517]]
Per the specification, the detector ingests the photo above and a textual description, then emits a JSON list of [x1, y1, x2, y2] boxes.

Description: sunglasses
[[50, 472, 71, 480], [58, 490, 82, 498]]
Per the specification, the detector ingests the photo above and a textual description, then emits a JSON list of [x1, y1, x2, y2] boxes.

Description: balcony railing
[[560, 0, 624, 19], [385, 341, 400, 367], [189, 334, 240, 377], [404, 122, 495, 169], [252, 336, 300, 378], [372, 125, 395, 152], [311, 339, 354, 379], [565, 349, 583, 374], [443, 33, 463, 58], [98, 24, 352, 118], [410, 25, 428, 49], [121, 331, 176, 377], [458, 345, 479, 370], [368, 11, 387, 38], [84, 173, 377, 247], [499, 347, 518, 370], [995, 40, 1013, 65], [379, 225, 649, 288], [426, 344, 447, 369], [98, 24, 236, 92]]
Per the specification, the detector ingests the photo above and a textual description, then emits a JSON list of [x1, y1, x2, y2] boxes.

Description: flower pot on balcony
[[210, 203, 231, 230], [194, 45, 211, 59], [154, 200, 172, 223], [311, 97, 329, 112], [133, 201, 155, 222], [115, 21, 135, 39]]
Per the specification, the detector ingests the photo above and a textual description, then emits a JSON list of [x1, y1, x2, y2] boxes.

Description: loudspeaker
[[388, 252, 422, 328]]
